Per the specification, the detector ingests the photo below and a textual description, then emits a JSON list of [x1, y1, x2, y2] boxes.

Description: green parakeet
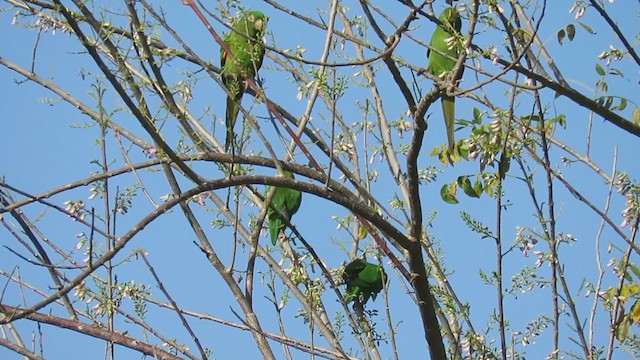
[[342, 259, 387, 304], [266, 170, 302, 245], [220, 10, 268, 152], [427, 7, 462, 155]]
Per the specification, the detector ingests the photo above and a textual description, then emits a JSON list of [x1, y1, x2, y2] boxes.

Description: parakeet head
[[236, 10, 268, 38], [439, 7, 461, 33], [282, 170, 295, 179]]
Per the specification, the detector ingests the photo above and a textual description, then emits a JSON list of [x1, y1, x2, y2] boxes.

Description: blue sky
[[1, 1, 639, 359]]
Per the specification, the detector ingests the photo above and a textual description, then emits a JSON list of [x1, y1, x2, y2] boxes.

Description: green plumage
[[266, 171, 302, 245], [427, 7, 461, 155], [220, 10, 268, 152], [342, 259, 387, 304]]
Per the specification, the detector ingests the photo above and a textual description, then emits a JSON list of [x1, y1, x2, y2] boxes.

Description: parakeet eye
[[248, 14, 255, 22]]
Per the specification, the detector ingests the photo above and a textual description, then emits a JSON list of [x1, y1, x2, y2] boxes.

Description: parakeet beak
[[254, 18, 265, 30]]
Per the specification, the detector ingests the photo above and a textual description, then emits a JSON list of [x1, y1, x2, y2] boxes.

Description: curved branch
[[0, 306, 182, 360]]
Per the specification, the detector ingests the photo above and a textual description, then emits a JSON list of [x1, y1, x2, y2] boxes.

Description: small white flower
[[445, 36, 456, 50], [490, 47, 500, 65]]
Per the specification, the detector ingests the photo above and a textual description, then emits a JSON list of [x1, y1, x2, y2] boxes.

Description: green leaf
[[632, 107, 640, 126], [521, 114, 540, 123], [613, 98, 627, 111], [448, 145, 461, 164], [557, 114, 567, 128], [578, 21, 594, 34], [512, 28, 532, 42], [621, 284, 631, 298], [597, 80, 609, 93], [458, 176, 480, 198], [615, 312, 631, 342], [631, 300, 640, 324], [440, 183, 459, 204], [625, 270, 633, 282], [630, 264, 640, 279], [474, 177, 483, 195], [595, 63, 605, 76], [357, 225, 368, 240], [609, 68, 624, 77], [499, 155, 510, 180], [458, 141, 470, 160], [566, 24, 576, 41], [603, 286, 617, 303], [548, 114, 567, 129], [604, 96, 613, 109], [473, 107, 482, 124], [556, 29, 565, 46], [483, 175, 498, 197]]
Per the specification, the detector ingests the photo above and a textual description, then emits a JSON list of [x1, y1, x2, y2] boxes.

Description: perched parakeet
[[427, 7, 462, 155], [342, 259, 387, 304], [266, 170, 302, 245], [220, 10, 268, 152]]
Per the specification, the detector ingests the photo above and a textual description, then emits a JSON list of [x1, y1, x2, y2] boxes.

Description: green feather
[[342, 259, 387, 304], [266, 171, 302, 245], [442, 96, 455, 153], [220, 10, 268, 152], [268, 217, 284, 245], [427, 7, 461, 155]]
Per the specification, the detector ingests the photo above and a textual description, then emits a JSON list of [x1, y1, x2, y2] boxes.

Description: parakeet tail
[[225, 95, 241, 152], [442, 95, 455, 153], [269, 217, 283, 245]]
